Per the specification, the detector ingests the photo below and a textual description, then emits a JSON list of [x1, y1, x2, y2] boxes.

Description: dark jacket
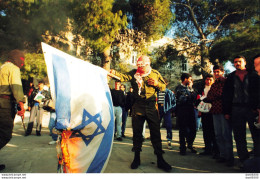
[[222, 70, 259, 115], [175, 84, 196, 108], [28, 88, 51, 108], [110, 89, 125, 108], [126, 91, 135, 111]]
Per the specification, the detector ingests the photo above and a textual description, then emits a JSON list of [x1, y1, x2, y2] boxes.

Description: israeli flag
[[41, 42, 114, 173]]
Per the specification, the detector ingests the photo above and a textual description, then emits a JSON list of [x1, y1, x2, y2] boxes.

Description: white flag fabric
[[41, 42, 114, 173]]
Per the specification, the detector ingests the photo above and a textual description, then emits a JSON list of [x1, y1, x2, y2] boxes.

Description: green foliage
[[171, 0, 259, 76], [172, 0, 259, 41], [70, 0, 128, 53], [129, 0, 174, 41], [21, 53, 47, 80], [0, 0, 68, 53], [209, 18, 260, 69], [150, 44, 185, 72]]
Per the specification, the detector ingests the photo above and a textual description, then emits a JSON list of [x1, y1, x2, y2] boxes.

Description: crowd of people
[[110, 54, 260, 172], [0, 49, 259, 173]]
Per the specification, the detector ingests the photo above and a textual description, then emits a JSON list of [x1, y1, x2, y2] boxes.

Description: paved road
[[0, 111, 253, 174]]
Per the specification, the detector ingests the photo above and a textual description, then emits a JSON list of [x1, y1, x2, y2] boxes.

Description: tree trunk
[[200, 41, 209, 78], [101, 45, 112, 72]]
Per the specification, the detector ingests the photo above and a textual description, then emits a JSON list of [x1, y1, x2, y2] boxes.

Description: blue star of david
[[75, 109, 106, 146]]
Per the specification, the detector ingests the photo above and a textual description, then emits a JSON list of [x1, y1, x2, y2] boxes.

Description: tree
[[171, 0, 259, 76], [70, 0, 128, 70], [21, 53, 47, 80], [129, 0, 174, 41], [0, 0, 68, 54], [112, 0, 174, 62], [209, 18, 260, 70], [151, 44, 186, 88]]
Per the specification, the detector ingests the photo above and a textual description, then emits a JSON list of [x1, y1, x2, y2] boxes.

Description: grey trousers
[[26, 105, 44, 134]]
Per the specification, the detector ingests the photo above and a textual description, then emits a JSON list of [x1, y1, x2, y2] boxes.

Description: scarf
[[134, 67, 151, 95]]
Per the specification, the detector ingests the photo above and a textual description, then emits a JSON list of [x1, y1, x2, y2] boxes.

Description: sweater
[[207, 76, 226, 114], [222, 70, 259, 115]]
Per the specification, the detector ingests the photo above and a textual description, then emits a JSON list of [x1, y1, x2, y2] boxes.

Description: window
[[182, 58, 188, 72], [131, 51, 138, 65]]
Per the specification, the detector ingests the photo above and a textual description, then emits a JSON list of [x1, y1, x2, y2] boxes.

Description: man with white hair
[[110, 55, 171, 172]]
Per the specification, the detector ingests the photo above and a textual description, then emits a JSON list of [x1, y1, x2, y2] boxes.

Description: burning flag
[[41, 42, 114, 173]]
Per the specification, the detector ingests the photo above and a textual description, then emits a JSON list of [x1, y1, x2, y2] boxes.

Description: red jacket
[[207, 76, 226, 114]]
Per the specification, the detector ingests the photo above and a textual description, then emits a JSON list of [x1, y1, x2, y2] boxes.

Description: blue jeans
[[48, 112, 58, 141], [213, 114, 234, 161], [160, 110, 172, 141], [194, 109, 201, 131], [113, 106, 122, 138]]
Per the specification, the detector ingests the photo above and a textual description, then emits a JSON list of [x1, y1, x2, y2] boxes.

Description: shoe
[[131, 152, 140, 169], [199, 151, 211, 156], [48, 141, 57, 145], [122, 134, 126, 138], [0, 164, 5, 171], [187, 146, 197, 153], [24, 133, 30, 136], [167, 141, 172, 149], [36, 133, 41, 136], [116, 137, 122, 141], [157, 156, 172, 172]]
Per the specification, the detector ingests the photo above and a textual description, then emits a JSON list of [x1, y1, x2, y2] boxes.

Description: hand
[[110, 69, 116, 75], [224, 114, 230, 120], [17, 102, 25, 117], [147, 78, 158, 87], [36, 99, 42, 103]]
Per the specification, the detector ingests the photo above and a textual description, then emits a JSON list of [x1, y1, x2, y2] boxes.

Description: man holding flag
[[42, 43, 114, 173], [110, 55, 172, 172]]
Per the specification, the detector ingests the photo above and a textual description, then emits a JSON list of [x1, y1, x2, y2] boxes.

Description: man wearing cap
[[0, 50, 25, 171], [110, 55, 171, 172]]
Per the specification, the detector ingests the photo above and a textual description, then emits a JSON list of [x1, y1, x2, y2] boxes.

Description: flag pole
[[108, 73, 121, 81]]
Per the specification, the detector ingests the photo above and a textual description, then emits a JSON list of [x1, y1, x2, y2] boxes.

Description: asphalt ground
[[0, 111, 255, 178]]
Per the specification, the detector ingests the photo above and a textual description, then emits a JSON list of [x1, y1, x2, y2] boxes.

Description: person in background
[[25, 81, 51, 136], [120, 84, 128, 138], [254, 54, 260, 128], [243, 54, 260, 173], [110, 55, 171, 172], [223, 56, 259, 169], [0, 50, 25, 171], [158, 87, 176, 149], [207, 65, 234, 166], [27, 82, 35, 100], [175, 73, 197, 155], [197, 74, 219, 157], [110, 81, 125, 141], [126, 87, 135, 117]]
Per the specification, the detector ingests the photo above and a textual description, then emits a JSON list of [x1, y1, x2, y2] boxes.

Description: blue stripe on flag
[[86, 75, 114, 173], [52, 54, 71, 129]]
